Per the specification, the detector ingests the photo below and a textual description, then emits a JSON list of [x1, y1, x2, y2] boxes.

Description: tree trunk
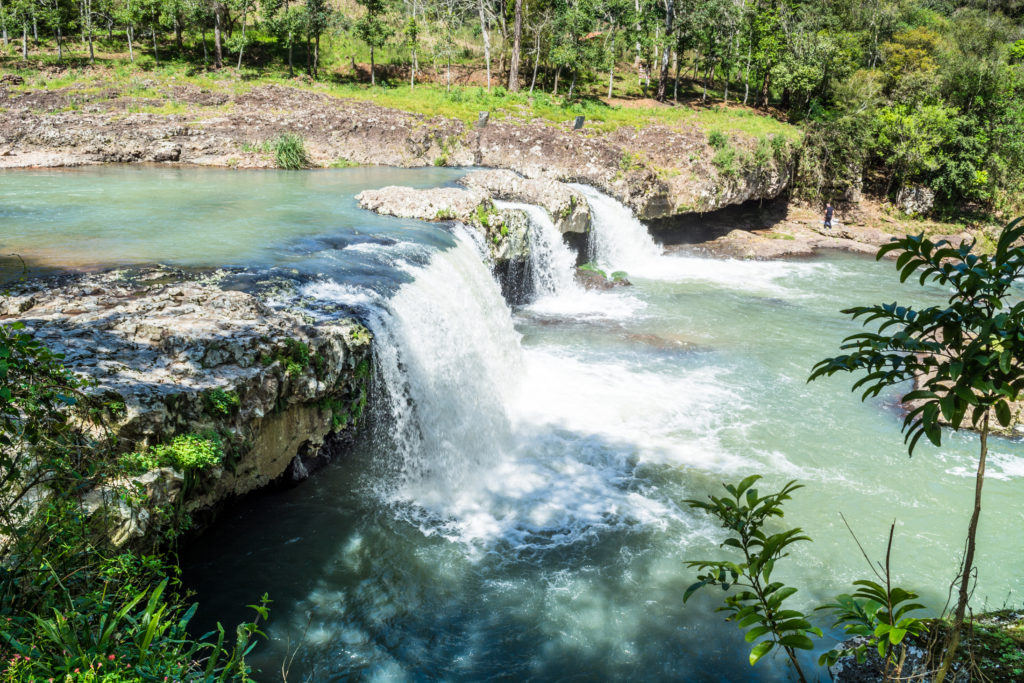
[[567, 69, 577, 99], [127, 24, 134, 62], [236, 0, 247, 69], [934, 414, 990, 683], [370, 43, 375, 85], [313, 33, 319, 78], [759, 70, 771, 108], [673, 50, 680, 102], [743, 40, 752, 106], [55, 24, 62, 62], [174, 15, 182, 53], [477, 0, 491, 91], [201, 25, 208, 65], [553, 64, 560, 95], [86, 0, 93, 63], [633, 0, 642, 85], [529, 30, 540, 94], [152, 24, 158, 64], [213, 6, 223, 68], [508, 0, 522, 91], [33, 16, 37, 45], [21, 24, 27, 58], [288, 39, 293, 76], [0, 0, 8, 48]]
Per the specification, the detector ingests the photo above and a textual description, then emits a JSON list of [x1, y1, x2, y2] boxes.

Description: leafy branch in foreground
[[683, 476, 821, 683], [809, 217, 1024, 682], [817, 523, 929, 681]]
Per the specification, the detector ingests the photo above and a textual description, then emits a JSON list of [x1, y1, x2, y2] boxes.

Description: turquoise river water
[[2, 167, 1021, 682]]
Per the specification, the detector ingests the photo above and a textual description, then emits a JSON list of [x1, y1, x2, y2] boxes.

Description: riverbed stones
[[458, 169, 591, 234], [2, 267, 372, 543]]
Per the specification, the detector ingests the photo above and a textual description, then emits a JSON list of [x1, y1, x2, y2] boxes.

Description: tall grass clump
[[273, 133, 310, 169]]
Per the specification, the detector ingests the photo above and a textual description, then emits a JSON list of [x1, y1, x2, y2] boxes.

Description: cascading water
[[575, 183, 837, 295], [571, 183, 664, 272], [494, 201, 579, 299]]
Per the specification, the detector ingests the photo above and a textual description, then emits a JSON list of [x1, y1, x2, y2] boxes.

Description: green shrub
[[272, 133, 310, 170], [204, 388, 240, 416], [708, 130, 729, 149], [0, 322, 266, 680], [121, 433, 223, 473], [713, 146, 739, 177]]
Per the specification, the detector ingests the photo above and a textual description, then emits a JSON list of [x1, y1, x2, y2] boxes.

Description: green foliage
[[205, 388, 241, 416], [121, 433, 223, 473], [272, 133, 310, 170], [435, 207, 456, 220], [818, 583, 928, 669], [713, 145, 739, 178], [708, 130, 729, 150], [683, 476, 821, 677], [810, 217, 1024, 681], [0, 321, 266, 680], [578, 262, 608, 279], [810, 218, 1024, 452], [610, 270, 629, 282]]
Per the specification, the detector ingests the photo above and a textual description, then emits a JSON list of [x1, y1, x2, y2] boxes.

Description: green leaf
[[996, 400, 1011, 427], [745, 625, 771, 642], [778, 634, 816, 650], [749, 639, 775, 666]]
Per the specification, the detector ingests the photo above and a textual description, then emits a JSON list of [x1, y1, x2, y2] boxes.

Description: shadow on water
[[181, 409, 818, 683]]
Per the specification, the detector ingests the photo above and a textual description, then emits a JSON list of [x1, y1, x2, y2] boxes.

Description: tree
[[355, 0, 393, 85], [507, 0, 522, 91], [810, 218, 1024, 683]]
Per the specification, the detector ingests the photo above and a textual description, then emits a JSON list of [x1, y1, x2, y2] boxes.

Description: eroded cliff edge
[[1, 267, 371, 545], [0, 82, 795, 219]]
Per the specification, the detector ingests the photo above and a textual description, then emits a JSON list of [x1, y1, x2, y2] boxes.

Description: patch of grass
[[766, 231, 796, 240], [329, 157, 360, 168], [273, 132, 310, 169], [203, 387, 240, 416]]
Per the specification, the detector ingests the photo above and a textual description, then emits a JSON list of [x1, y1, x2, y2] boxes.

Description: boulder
[[896, 185, 936, 216], [355, 186, 488, 222], [459, 169, 591, 234]]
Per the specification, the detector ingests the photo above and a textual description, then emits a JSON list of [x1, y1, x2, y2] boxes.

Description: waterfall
[[570, 184, 663, 272], [306, 226, 524, 521], [495, 201, 580, 300]]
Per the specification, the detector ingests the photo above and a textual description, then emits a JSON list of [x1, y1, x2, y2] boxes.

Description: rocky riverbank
[[0, 79, 795, 220], [1, 266, 371, 545]]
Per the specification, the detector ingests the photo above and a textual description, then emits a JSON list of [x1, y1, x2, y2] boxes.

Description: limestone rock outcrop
[[2, 267, 372, 544], [459, 169, 590, 234]]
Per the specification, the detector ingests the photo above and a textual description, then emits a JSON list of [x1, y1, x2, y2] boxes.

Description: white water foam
[[309, 226, 724, 552], [495, 200, 579, 299], [572, 183, 837, 296]]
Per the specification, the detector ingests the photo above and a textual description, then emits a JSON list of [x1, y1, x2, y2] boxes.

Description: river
[[3, 166, 1022, 682]]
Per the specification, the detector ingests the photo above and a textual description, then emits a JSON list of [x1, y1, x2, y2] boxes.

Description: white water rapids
[[169, 174, 1024, 682]]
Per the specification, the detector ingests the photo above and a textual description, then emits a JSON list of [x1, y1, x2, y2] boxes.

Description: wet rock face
[[2, 267, 373, 540], [459, 169, 591, 234]]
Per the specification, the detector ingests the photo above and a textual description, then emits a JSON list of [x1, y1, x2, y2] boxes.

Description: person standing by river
[[824, 202, 834, 231]]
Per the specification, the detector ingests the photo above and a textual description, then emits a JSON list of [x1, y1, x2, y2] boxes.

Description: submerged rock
[[2, 267, 372, 544]]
